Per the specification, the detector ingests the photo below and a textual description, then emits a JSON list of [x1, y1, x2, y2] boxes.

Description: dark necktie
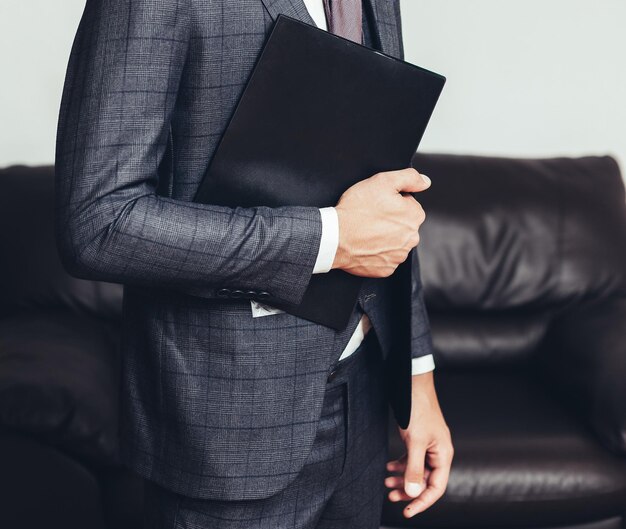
[[322, 0, 363, 44]]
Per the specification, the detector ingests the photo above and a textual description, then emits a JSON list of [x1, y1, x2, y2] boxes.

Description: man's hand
[[385, 371, 453, 518], [332, 168, 430, 277]]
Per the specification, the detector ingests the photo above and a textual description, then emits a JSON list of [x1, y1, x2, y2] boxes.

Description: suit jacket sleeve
[[410, 247, 435, 360], [54, 0, 322, 307]]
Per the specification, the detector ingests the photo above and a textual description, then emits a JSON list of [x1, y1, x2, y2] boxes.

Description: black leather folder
[[194, 15, 446, 330]]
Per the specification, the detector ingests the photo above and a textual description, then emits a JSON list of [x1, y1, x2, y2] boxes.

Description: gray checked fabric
[[55, 0, 433, 501], [142, 331, 389, 529]]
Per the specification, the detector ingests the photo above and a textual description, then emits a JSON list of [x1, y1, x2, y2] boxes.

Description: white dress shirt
[[251, 0, 435, 375]]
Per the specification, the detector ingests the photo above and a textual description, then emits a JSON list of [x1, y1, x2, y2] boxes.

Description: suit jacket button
[[258, 291, 271, 300], [230, 289, 244, 299], [245, 290, 257, 299], [216, 288, 230, 298]]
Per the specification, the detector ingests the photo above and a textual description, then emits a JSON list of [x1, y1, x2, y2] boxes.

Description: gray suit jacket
[[55, 0, 434, 501]]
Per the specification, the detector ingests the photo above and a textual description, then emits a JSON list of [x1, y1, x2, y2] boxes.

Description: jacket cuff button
[[216, 288, 230, 298]]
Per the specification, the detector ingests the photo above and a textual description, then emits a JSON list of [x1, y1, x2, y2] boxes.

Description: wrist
[[411, 370, 436, 397]]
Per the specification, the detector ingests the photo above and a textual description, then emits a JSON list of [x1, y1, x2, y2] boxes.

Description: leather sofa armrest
[[0, 312, 121, 465], [0, 431, 106, 528], [537, 295, 626, 455]]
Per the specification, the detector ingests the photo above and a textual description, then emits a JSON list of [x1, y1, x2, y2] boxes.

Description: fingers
[[386, 452, 428, 500], [385, 456, 406, 474], [385, 467, 431, 503], [384, 475, 404, 489], [403, 466, 448, 518], [383, 168, 431, 194], [403, 439, 427, 497], [386, 438, 454, 518]]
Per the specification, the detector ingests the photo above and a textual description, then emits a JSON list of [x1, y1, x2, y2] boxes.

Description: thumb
[[404, 442, 426, 498], [388, 168, 431, 194]]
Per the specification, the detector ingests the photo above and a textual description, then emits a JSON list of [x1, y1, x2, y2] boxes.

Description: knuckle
[[404, 237, 418, 252], [433, 489, 446, 503], [417, 204, 426, 222], [413, 200, 425, 216], [373, 267, 390, 278], [369, 172, 384, 186], [440, 445, 454, 461], [383, 267, 395, 277]]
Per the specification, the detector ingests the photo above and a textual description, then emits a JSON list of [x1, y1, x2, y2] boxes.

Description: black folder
[[194, 15, 446, 330]]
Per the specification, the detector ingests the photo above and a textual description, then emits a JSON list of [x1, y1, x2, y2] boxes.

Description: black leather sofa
[[1, 154, 625, 529]]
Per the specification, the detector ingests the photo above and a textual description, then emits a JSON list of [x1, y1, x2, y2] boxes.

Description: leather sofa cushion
[[384, 371, 626, 527], [428, 310, 552, 369], [0, 311, 120, 464], [0, 165, 122, 319]]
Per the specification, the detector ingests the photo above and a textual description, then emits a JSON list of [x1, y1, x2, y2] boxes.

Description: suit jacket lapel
[[365, 0, 402, 58], [260, 0, 316, 25]]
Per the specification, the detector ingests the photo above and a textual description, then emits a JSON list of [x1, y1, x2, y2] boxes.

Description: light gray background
[[1, 0, 625, 180]]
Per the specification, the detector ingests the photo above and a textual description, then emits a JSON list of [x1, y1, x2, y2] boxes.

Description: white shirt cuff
[[411, 354, 436, 375], [312, 207, 339, 274]]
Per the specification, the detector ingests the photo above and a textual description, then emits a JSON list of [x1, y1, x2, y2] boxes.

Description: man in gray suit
[[55, 0, 453, 527]]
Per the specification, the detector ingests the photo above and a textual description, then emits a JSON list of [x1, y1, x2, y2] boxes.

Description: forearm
[[55, 188, 323, 305]]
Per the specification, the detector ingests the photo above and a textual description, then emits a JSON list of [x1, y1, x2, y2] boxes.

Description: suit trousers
[[142, 329, 390, 529]]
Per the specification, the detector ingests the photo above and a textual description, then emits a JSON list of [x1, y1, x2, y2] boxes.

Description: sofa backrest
[[0, 165, 122, 320], [413, 153, 626, 369]]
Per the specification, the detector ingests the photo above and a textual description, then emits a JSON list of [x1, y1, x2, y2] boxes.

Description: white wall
[[401, 0, 626, 178], [0, 0, 85, 166], [1, 0, 625, 181]]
